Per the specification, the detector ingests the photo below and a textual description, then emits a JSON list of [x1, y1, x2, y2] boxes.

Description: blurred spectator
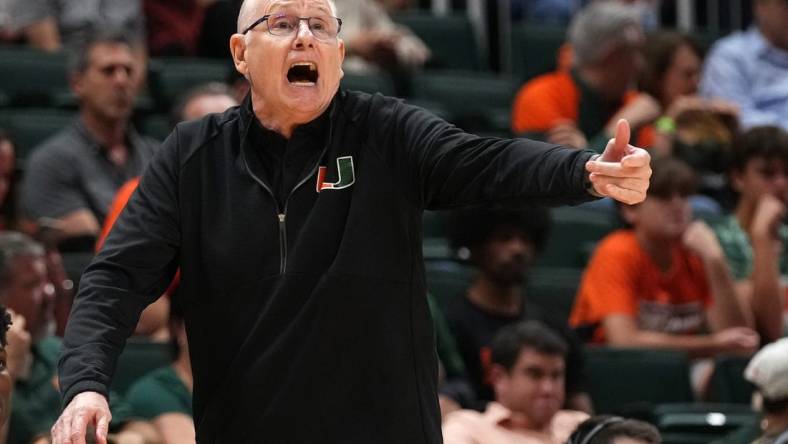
[[0, 132, 18, 232], [511, 1, 654, 152], [21, 30, 158, 246], [712, 126, 788, 343], [4, 0, 145, 53], [0, 232, 158, 444], [566, 415, 661, 444], [334, 0, 429, 94], [700, 0, 788, 131], [640, 31, 741, 210], [125, 293, 194, 444], [446, 206, 592, 414], [95, 83, 239, 342], [570, 158, 758, 361], [0, 306, 12, 444], [144, 0, 215, 57], [442, 321, 588, 444], [744, 337, 788, 444]]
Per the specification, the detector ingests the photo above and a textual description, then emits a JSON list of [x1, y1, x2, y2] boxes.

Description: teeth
[[291, 62, 317, 71]]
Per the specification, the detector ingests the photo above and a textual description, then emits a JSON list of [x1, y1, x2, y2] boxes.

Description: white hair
[[568, 1, 643, 67], [237, 0, 338, 33]]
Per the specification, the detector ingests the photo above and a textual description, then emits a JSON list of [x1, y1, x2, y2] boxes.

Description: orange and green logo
[[316, 156, 355, 192]]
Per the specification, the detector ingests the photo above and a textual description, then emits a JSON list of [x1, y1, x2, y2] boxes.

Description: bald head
[[237, 0, 338, 33]]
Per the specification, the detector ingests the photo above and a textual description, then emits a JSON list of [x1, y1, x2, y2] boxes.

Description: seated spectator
[[0, 132, 18, 231], [511, 1, 655, 152], [566, 415, 661, 444], [93, 83, 238, 343], [21, 30, 158, 246], [144, 0, 212, 57], [700, 0, 788, 131], [570, 158, 758, 360], [442, 321, 588, 444], [446, 206, 592, 413], [744, 338, 788, 444], [0, 232, 157, 444], [5, 0, 145, 53], [334, 0, 429, 94], [126, 292, 194, 444], [712, 126, 788, 343], [0, 306, 12, 444]]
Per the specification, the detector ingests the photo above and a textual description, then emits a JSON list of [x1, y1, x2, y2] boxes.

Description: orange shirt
[[569, 230, 711, 343], [96, 177, 141, 251], [511, 71, 655, 148]]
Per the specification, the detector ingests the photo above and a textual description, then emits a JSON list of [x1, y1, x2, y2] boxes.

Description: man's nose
[[294, 20, 315, 47]]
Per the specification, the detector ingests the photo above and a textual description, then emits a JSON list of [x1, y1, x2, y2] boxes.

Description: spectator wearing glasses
[[50, 0, 653, 441], [570, 158, 758, 364]]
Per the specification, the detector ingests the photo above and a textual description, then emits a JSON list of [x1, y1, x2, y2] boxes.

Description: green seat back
[[585, 347, 694, 414], [510, 24, 567, 82], [111, 339, 174, 395], [707, 356, 755, 404], [534, 205, 616, 268], [392, 12, 484, 71], [0, 46, 69, 106], [0, 108, 75, 162], [425, 260, 474, 312], [340, 72, 396, 96], [525, 266, 582, 322], [148, 58, 229, 111]]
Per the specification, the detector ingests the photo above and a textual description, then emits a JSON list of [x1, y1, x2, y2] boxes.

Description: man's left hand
[[586, 119, 651, 205]]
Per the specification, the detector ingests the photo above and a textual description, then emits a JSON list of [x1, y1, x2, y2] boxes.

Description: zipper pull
[[278, 213, 285, 223]]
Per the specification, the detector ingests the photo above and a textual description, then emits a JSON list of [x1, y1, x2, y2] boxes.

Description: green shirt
[[125, 366, 192, 420], [712, 215, 788, 280], [9, 337, 135, 444]]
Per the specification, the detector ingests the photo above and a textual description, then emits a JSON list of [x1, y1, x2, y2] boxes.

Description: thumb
[[602, 119, 631, 162]]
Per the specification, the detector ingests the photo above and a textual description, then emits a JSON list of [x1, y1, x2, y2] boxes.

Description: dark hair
[[763, 396, 788, 415], [729, 126, 788, 173], [489, 321, 568, 371], [0, 305, 10, 348], [170, 82, 236, 128], [567, 415, 661, 444], [448, 205, 551, 255], [0, 232, 45, 292], [67, 29, 140, 75], [640, 31, 704, 103], [0, 130, 18, 229], [647, 157, 698, 199]]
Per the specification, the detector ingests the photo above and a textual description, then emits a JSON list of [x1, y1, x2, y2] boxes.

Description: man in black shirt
[[51, 0, 650, 441], [446, 206, 593, 413]]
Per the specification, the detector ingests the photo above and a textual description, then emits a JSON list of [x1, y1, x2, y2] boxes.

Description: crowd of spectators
[[0, 0, 786, 443]]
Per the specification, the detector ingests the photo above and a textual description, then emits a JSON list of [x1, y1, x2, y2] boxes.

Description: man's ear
[[69, 72, 84, 98], [338, 39, 345, 79], [229, 34, 249, 78], [729, 169, 745, 193], [489, 364, 508, 392], [620, 204, 639, 226]]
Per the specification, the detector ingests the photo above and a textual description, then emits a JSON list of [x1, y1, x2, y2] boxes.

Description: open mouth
[[287, 62, 318, 85]]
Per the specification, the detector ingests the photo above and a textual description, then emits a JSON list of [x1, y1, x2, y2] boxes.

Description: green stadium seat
[[655, 403, 757, 444], [111, 339, 174, 395], [392, 12, 485, 71], [140, 113, 173, 141], [534, 205, 616, 268], [510, 24, 567, 82], [411, 71, 517, 134], [0, 108, 75, 162], [585, 347, 694, 415], [525, 266, 582, 322], [707, 355, 755, 404], [0, 46, 69, 106], [340, 71, 396, 96], [425, 260, 474, 312], [148, 58, 230, 111]]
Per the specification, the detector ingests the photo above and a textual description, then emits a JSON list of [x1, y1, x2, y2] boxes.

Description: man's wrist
[[585, 154, 603, 197]]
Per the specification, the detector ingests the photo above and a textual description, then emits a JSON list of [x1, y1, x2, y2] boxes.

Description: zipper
[[239, 106, 336, 275]]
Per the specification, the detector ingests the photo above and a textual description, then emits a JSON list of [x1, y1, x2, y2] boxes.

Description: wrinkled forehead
[[259, 0, 335, 16]]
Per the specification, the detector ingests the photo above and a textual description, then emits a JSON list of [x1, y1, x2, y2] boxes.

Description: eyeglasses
[[242, 13, 342, 41]]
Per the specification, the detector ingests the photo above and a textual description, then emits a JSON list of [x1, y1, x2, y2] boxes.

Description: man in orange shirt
[[511, 1, 657, 152], [570, 157, 758, 358], [442, 321, 588, 444]]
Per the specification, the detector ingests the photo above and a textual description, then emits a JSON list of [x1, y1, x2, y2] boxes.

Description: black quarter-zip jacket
[[59, 90, 597, 443]]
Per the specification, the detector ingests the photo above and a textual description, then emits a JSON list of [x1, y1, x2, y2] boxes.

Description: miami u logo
[[316, 156, 355, 192]]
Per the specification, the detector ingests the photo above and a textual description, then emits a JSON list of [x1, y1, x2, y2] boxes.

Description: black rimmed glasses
[[242, 13, 343, 40]]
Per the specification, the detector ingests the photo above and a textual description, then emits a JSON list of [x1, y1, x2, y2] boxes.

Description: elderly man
[[51, 0, 652, 442]]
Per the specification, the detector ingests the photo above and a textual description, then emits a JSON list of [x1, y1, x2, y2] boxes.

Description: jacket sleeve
[[370, 96, 598, 210], [57, 128, 182, 407]]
